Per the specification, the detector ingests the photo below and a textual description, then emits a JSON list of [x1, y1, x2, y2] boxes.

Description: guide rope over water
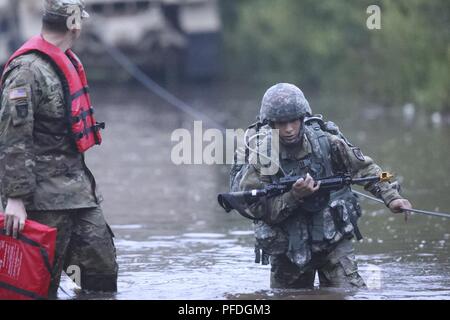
[[92, 26, 450, 221]]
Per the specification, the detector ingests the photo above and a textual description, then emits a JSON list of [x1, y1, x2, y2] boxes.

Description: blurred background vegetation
[[219, 0, 449, 113]]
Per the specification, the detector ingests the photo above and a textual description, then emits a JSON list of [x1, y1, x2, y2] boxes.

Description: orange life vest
[[1, 35, 104, 153]]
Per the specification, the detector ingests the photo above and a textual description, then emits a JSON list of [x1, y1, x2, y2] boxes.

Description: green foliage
[[220, 0, 449, 112]]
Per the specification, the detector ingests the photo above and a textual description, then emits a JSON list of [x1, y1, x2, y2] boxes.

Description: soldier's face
[[274, 119, 302, 145]]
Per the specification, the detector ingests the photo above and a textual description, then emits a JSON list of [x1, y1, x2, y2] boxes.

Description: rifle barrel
[[351, 176, 382, 184]]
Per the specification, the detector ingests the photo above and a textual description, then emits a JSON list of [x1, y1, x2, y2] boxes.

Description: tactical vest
[[254, 116, 363, 268], [1, 35, 104, 153]]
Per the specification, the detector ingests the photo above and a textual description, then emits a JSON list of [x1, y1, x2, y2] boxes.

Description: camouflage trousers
[[27, 206, 118, 297], [270, 239, 365, 289]]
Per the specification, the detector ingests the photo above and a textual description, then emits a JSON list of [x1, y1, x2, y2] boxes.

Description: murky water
[[53, 82, 449, 300]]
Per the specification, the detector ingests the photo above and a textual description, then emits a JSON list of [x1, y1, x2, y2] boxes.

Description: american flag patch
[[9, 87, 28, 100]]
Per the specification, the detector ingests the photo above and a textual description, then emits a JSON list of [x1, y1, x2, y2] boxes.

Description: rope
[[353, 190, 450, 219], [94, 29, 450, 220], [94, 33, 226, 131]]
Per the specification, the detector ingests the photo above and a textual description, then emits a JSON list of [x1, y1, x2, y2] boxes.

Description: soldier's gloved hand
[[389, 198, 413, 222], [291, 173, 321, 201], [4, 198, 27, 239], [388, 198, 412, 214]]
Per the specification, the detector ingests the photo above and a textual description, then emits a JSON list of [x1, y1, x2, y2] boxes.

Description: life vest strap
[[72, 107, 95, 124], [71, 86, 89, 100], [73, 122, 105, 143]]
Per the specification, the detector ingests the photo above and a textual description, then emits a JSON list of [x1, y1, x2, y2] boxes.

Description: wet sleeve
[[0, 66, 40, 199], [239, 162, 303, 225], [328, 133, 403, 206]]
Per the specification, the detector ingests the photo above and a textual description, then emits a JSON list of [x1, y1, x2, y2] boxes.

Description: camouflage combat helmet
[[259, 83, 312, 123]]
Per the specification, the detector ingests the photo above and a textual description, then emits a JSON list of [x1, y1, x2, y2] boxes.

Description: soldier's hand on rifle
[[291, 173, 321, 200], [4, 198, 27, 239]]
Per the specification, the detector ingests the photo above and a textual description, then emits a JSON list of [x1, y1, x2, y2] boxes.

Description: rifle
[[217, 172, 393, 219]]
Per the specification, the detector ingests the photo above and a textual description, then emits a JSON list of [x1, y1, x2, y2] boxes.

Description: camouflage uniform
[[0, 53, 102, 210], [238, 84, 403, 289], [0, 1, 117, 296], [27, 207, 118, 295]]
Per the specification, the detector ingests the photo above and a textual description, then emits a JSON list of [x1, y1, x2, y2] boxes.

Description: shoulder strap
[[304, 119, 333, 177], [306, 114, 355, 147]]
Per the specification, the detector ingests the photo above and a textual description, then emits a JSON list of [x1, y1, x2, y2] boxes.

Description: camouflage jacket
[[239, 126, 403, 225], [0, 53, 102, 211]]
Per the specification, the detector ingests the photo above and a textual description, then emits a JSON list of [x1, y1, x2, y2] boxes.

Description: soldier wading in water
[[236, 83, 412, 288]]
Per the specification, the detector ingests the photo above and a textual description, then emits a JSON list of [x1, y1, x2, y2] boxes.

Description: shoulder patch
[[352, 147, 365, 161], [15, 102, 29, 119], [9, 87, 28, 100]]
